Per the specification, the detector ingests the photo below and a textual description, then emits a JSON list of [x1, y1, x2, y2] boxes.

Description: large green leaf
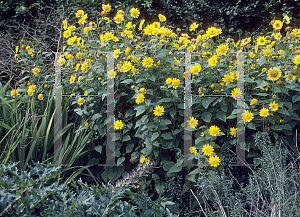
[[134, 105, 145, 116], [216, 111, 226, 122], [201, 112, 212, 122]]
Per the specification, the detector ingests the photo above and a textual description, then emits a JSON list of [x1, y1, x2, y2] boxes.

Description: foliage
[[0, 77, 102, 185], [195, 132, 300, 216], [0, 161, 177, 217]]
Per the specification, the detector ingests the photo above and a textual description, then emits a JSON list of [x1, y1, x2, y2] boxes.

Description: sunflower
[[70, 75, 76, 84], [208, 55, 218, 66], [114, 120, 124, 130], [189, 146, 197, 155], [37, 94, 44, 101], [171, 78, 180, 89], [202, 144, 214, 156], [114, 14, 124, 24], [267, 67, 282, 81], [269, 101, 279, 111], [250, 98, 258, 105], [11, 89, 19, 98], [273, 20, 283, 30], [153, 105, 164, 116], [187, 116, 198, 128], [222, 74, 234, 85], [216, 44, 228, 55], [76, 10, 85, 18], [209, 155, 220, 167], [142, 57, 154, 68], [77, 98, 85, 106], [260, 108, 269, 117], [247, 52, 255, 58], [121, 61, 132, 72], [230, 127, 237, 137], [209, 125, 220, 137], [273, 32, 282, 40], [263, 49, 272, 57], [166, 78, 172, 84], [292, 55, 300, 65], [257, 36, 266, 46], [114, 49, 121, 58], [284, 15, 290, 24], [191, 63, 201, 75], [158, 14, 166, 22], [135, 93, 145, 104], [231, 87, 242, 100], [140, 156, 148, 164], [242, 110, 254, 122], [32, 68, 41, 76], [206, 27, 222, 38], [189, 23, 199, 31], [130, 8, 140, 18]]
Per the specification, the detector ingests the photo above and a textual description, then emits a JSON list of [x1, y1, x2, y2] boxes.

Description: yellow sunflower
[[209, 155, 220, 167], [202, 144, 214, 156], [135, 93, 145, 104], [267, 67, 282, 81], [187, 116, 198, 128], [260, 108, 269, 117], [242, 110, 254, 122], [209, 125, 220, 137], [114, 120, 124, 130], [269, 101, 278, 111], [153, 105, 164, 116]]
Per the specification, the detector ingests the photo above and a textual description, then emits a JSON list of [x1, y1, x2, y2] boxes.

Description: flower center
[[270, 70, 278, 77]]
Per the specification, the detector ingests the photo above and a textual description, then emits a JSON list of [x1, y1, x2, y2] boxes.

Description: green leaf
[[227, 114, 237, 119], [122, 135, 131, 142], [94, 145, 102, 154], [158, 98, 172, 103], [276, 43, 287, 51], [185, 174, 195, 182], [201, 97, 215, 109], [195, 136, 205, 145], [285, 83, 299, 89], [147, 89, 153, 95], [0, 121, 11, 130], [257, 57, 266, 65], [167, 165, 182, 174], [201, 112, 212, 122], [117, 157, 125, 165], [126, 142, 135, 153], [91, 113, 102, 120], [182, 182, 191, 193], [247, 123, 256, 130], [155, 180, 166, 196], [134, 105, 145, 116], [256, 81, 270, 89], [220, 104, 228, 112], [163, 161, 175, 171], [160, 118, 172, 125], [173, 129, 181, 135], [216, 111, 226, 122], [152, 173, 160, 180], [154, 49, 170, 58], [87, 158, 99, 166], [278, 108, 289, 116], [103, 166, 125, 184], [161, 132, 173, 140], [120, 79, 132, 84], [151, 132, 159, 141], [189, 168, 201, 175], [169, 108, 176, 118]]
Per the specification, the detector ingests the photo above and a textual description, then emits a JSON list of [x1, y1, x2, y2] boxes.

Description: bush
[[194, 132, 300, 216], [0, 161, 177, 216]]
